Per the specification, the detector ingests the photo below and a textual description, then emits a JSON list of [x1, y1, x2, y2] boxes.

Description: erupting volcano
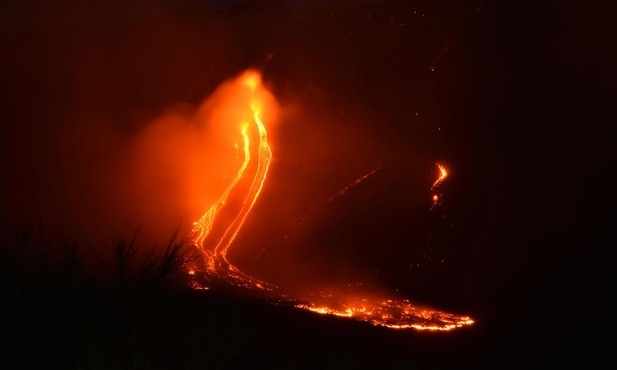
[[186, 69, 473, 331]]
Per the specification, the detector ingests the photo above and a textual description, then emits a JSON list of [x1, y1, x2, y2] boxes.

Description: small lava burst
[[432, 163, 448, 190], [431, 163, 448, 209], [185, 70, 473, 332]]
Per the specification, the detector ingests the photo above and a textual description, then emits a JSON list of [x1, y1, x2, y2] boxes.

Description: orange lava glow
[[432, 163, 448, 190], [431, 163, 448, 207], [187, 69, 275, 289], [295, 299, 474, 331], [187, 70, 473, 332]]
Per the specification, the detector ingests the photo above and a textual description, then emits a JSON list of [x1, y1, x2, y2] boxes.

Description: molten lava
[[432, 163, 448, 190], [431, 163, 448, 208], [188, 70, 275, 288], [187, 70, 473, 331], [296, 298, 473, 331]]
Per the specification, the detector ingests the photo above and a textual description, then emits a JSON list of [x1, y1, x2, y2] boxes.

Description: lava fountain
[[187, 69, 473, 331]]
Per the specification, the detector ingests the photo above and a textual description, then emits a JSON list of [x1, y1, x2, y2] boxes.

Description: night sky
[[1, 0, 612, 368]]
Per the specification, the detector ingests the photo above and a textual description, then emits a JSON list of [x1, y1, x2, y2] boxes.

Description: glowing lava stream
[[432, 163, 448, 190], [431, 163, 448, 207], [189, 71, 274, 288], [188, 70, 473, 331]]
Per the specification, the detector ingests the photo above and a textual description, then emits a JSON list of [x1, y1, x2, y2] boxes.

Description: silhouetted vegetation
[[112, 230, 190, 290]]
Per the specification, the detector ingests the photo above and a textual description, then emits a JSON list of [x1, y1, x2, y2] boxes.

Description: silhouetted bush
[[110, 230, 191, 290]]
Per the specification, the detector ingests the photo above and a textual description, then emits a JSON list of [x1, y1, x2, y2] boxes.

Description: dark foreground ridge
[[1, 231, 487, 369], [2, 229, 609, 369]]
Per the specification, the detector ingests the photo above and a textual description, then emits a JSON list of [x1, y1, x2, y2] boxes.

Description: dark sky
[[0, 0, 612, 365], [0, 0, 379, 34]]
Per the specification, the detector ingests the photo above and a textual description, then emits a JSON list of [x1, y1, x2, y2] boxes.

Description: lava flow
[[188, 69, 275, 290], [431, 163, 448, 208], [187, 69, 473, 331]]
